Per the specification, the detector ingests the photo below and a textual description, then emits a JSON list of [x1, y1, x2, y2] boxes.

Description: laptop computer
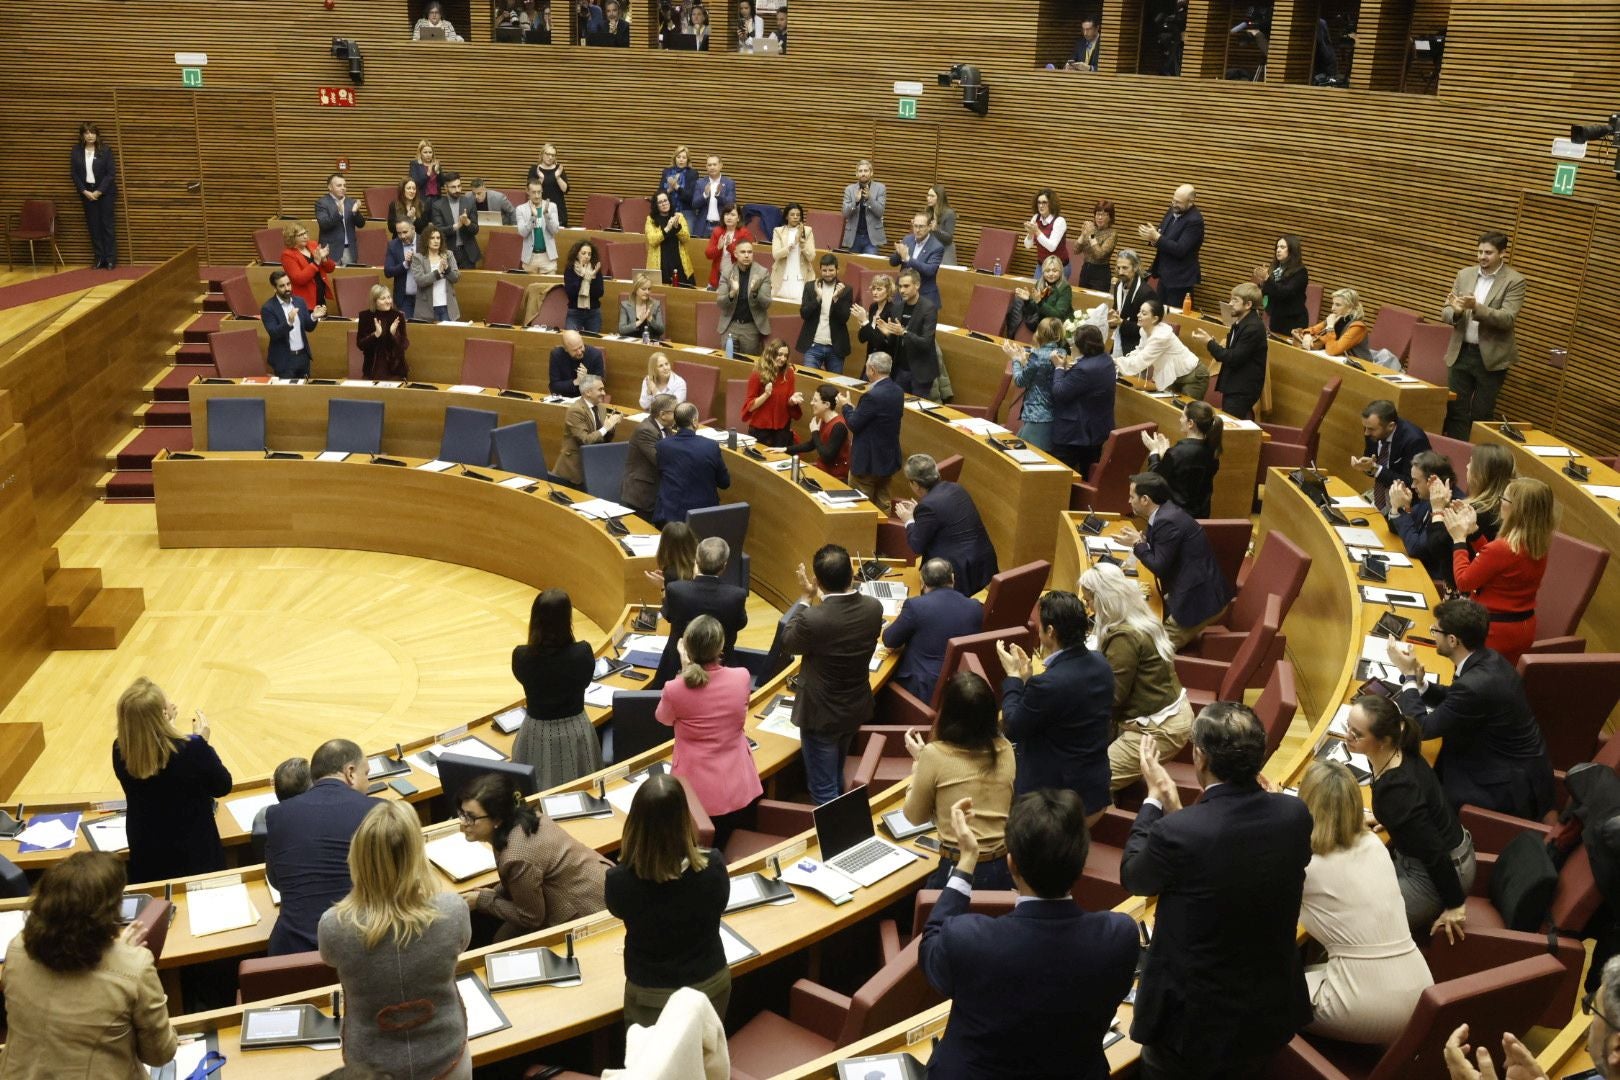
[[477, 210, 504, 227], [813, 786, 918, 888], [416, 25, 447, 40]]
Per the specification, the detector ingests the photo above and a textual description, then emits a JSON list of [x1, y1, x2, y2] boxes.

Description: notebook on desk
[[814, 786, 918, 888]]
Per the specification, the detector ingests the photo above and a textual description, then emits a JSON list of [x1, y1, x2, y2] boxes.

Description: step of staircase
[[41, 547, 60, 583], [115, 427, 192, 469], [57, 587, 145, 650], [202, 295, 230, 313], [153, 366, 211, 402], [45, 566, 103, 636], [102, 470, 156, 501], [183, 312, 228, 342], [140, 402, 193, 428]]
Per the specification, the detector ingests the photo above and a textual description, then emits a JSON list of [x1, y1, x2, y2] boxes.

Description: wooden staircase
[[42, 547, 144, 649]]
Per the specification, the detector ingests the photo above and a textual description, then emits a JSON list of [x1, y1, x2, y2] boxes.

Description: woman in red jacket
[[739, 338, 802, 447], [279, 222, 334, 310], [704, 204, 744, 289], [1443, 476, 1552, 666]]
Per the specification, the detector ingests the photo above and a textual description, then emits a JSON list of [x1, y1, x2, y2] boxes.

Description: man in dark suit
[[1387, 598, 1554, 819], [1119, 472, 1232, 648], [430, 171, 481, 269], [264, 739, 379, 954], [887, 211, 946, 308], [887, 268, 939, 397], [1138, 184, 1204, 309], [921, 790, 1138, 1080], [261, 269, 323, 378], [783, 543, 884, 804], [1354, 398, 1432, 513], [314, 172, 367, 267], [1191, 282, 1268, 420], [997, 591, 1114, 813], [622, 393, 675, 515], [1388, 450, 1466, 585], [549, 330, 607, 396], [896, 453, 999, 596], [797, 254, 853, 373], [1122, 703, 1314, 1079], [652, 537, 748, 688], [654, 402, 730, 525], [382, 219, 420, 319], [1051, 323, 1116, 477], [882, 558, 984, 702], [836, 352, 903, 514], [688, 154, 736, 238]]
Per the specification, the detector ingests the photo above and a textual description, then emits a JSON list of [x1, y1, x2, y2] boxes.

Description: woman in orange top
[[1443, 476, 1552, 666], [279, 222, 335, 310], [739, 337, 803, 447], [1292, 287, 1372, 361]]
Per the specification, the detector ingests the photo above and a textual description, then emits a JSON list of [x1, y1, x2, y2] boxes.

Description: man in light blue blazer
[[840, 160, 886, 254]]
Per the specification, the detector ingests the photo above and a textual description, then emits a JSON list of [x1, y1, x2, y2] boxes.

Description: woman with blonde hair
[[112, 677, 231, 884], [650, 520, 698, 587], [1444, 475, 1553, 665], [638, 350, 688, 409], [280, 221, 334, 310], [320, 801, 471, 1079], [656, 615, 760, 847], [0, 852, 177, 1077], [1292, 288, 1373, 361], [1008, 254, 1074, 334], [619, 271, 669, 339], [410, 139, 442, 199], [357, 282, 409, 380], [659, 145, 699, 231], [605, 773, 731, 1026], [1000, 316, 1065, 451], [1079, 562, 1193, 792], [739, 337, 802, 447], [1464, 442, 1515, 539], [1296, 760, 1433, 1044], [855, 272, 901, 367]]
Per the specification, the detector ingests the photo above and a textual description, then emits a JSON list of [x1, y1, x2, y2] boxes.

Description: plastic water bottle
[[992, 259, 1002, 276], [724, 333, 735, 359], [642, 327, 651, 345]]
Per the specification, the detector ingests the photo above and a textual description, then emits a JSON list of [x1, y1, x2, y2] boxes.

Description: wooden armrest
[[788, 979, 854, 1042], [1172, 655, 1229, 692], [879, 918, 903, 961], [1470, 851, 1499, 897], [1458, 805, 1553, 855], [1258, 440, 1309, 471], [877, 683, 935, 728], [1268, 1036, 1351, 1080], [1529, 635, 1586, 655]]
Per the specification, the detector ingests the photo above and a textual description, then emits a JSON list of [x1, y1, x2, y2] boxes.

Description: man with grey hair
[[883, 557, 984, 701], [836, 351, 903, 513], [894, 452, 999, 595], [654, 401, 729, 525], [652, 535, 748, 688], [622, 392, 676, 514], [841, 159, 887, 255], [555, 373, 620, 487]]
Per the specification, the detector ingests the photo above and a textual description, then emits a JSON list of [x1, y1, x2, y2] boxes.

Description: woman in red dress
[[739, 337, 802, 447], [1444, 476, 1552, 666]]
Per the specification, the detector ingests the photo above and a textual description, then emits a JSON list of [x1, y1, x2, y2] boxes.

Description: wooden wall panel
[[2, 0, 1619, 451], [0, 395, 49, 713]]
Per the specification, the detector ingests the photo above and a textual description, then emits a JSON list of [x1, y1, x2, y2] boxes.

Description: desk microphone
[[546, 481, 575, 505], [459, 465, 493, 482], [1497, 414, 1527, 442], [370, 454, 407, 467]]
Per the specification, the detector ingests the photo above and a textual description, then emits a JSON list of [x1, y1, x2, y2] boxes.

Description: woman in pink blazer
[[656, 614, 761, 847]]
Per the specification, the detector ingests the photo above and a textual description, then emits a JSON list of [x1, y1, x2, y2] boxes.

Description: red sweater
[[1453, 536, 1546, 665], [740, 367, 802, 432]]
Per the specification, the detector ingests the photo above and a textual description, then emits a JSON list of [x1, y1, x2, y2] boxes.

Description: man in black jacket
[[1122, 703, 1313, 1079], [896, 453, 999, 596], [1192, 282, 1268, 420], [1353, 398, 1432, 512], [652, 537, 748, 688], [797, 254, 853, 373], [1119, 472, 1232, 648]]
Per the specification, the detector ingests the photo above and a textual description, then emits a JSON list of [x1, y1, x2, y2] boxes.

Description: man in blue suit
[[920, 789, 1138, 1080], [264, 739, 379, 955], [1050, 323, 1116, 477], [261, 269, 323, 378], [314, 172, 367, 266], [688, 154, 737, 239], [653, 402, 730, 525], [382, 219, 420, 319], [1354, 398, 1433, 513], [836, 352, 903, 514], [1139, 183, 1204, 308], [882, 558, 984, 702], [1118, 472, 1232, 649], [897, 453, 999, 596], [887, 210, 945, 307], [1122, 704, 1314, 1079], [997, 591, 1114, 814]]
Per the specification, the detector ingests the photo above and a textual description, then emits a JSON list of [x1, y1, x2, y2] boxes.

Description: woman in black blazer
[[854, 273, 902, 365], [72, 122, 118, 269], [1192, 282, 1269, 420], [1108, 249, 1152, 356], [1255, 234, 1310, 335], [111, 677, 233, 884], [1144, 400, 1222, 520]]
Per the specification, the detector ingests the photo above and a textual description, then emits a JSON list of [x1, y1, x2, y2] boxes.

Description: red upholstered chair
[[876, 453, 964, 558], [132, 898, 173, 962], [841, 728, 897, 790], [1137, 660, 1297, 803], [679, 775, 716, 848], [1420, 926, 1584, 1030], [1459, 812, 1603, 940], [487, 279, 524, 327], [981, 560, 1050, 632], [695, 300, 722, 349], [1196, 519, 1253, 594], [936, 454, 964, 484], [1187, 528, 1309, 678], [673, 360, 718, 423], [364, 185, 394, 220], [616, 196, 650, 236], [254, 227, 283, 265], [237, 951, 338, 1004], [221, 275, 258, 319], [1258, 377, 1341, 478], [1304, 281, 1323, 326], [1517, 652, 1620, 774], [1174, 593, 1281, 710], [604, 240, 645, 280], [984, 361, 1016, 427], [964, 284, 1014, 336], [1264, 955, 1565, 1080], [722, 798, 817, 862], [842, 259, 872, 297], [1367, 304, 1422, 362], [354, 227, 387, 268], [771, 314, 805, 357], [724, 378, 749, 430], [461, 338, 514, 389], [972, 228, 1017, 275], [1533, 532, 1609, 652], [1425, 432, 1474, 482], [483, 229, 523, 272], [1404, 322, 1452, 385], [581, 194, 622, 231], [209, 327, 267, 378], [533, 285, 569, 329], [727, 936, 939, 1078], [805, 209, 842, 248], [332, 274, 374, 320], [879, 627, 1029, 729], [7, 199, 68, 271], [346, 330, 364, 379], [1071, 422, 1154, 513]]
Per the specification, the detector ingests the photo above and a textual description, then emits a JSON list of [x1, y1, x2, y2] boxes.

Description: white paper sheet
[[407, 744, 449, 777], [416, 459, 456, 472], [620, 634, 669, 653], [442, 738, 506, 762], [224, 792, 279, 833], [1333, 526, 1385, 548], [186, 881, 261, 937], [1331, 494, 1375, 510], [316, 451, 349, 462], [1522, 443, 1577, 458], [618, 535, 661, 557], [425, 833, 497, 881], [0, 910, 27, 957], [13, 819, 75, 850], [1346, 547, 1413, 568], [583, 682, 617, 709], [498, 475, 535, 489], [340, 379, 374, 387], [949, 417, 1010, 436], [1361, 635, 1410, 663], [457, 974, 508, 1038], [152, 1033, 211, 1079], [604, 773, 653, 815], [1005, 448, 1046, 465], [85, 816, 129, 853], [757, 709, 801, 742], [1583, 485, 1620, 500], [571, 497, 637, 520]]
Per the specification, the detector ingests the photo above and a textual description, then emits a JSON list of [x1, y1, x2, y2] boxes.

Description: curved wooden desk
[[1472, 421, 1620, 654]]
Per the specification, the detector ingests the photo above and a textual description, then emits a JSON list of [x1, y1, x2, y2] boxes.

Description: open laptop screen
[[813, 785, 875, 861]]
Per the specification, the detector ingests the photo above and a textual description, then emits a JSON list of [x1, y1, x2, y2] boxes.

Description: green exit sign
[[181, 67, 203, 88], [1552, 161, 1577, 196], [897, 98, 917, 120]]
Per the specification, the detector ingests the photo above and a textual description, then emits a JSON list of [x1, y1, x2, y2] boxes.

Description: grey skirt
[[511, 709, 603, 791]]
